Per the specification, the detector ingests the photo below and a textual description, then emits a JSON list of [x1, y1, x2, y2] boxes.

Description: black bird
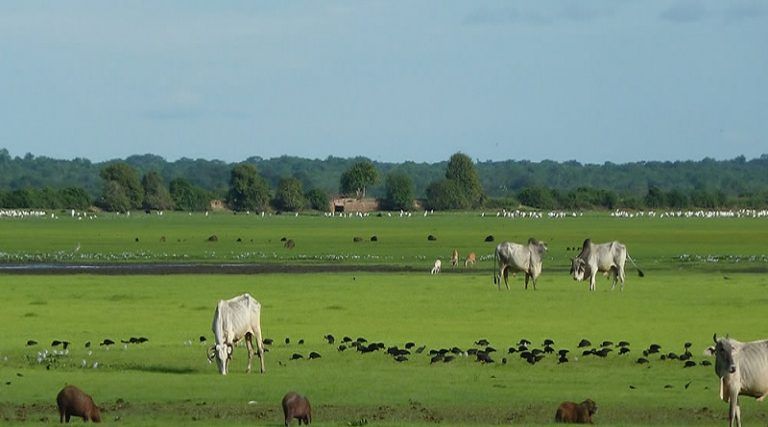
[[531, 348, 544, 356], [685, 381, 692, 389], [582, 349, 595, 356], [629, 385, 636, 390], [285, 337, 290, 345], [507, 347, 518, 354], [290, 353, 303, 360], [394, 355, 408, 362], [199, 336, 207, 343], [660, 354, 667, 361], [701, 360, 712, 366], [415, 345, 426, 354], [466, 349, 478, 356], [337, 345, 347, 352], [578, 339, 591, 348], [601, 341, 614, 348], [308, 352, 321, 359], [558, 354, 569, 364], [683, 360, 697, 368], [502, 357, 507, 365], [26, 340, 37, 346], [517, 339, 532, 347], [519, 351, 532, 360], [443, 355, 455, 363], [664, 384, 673, 389], [62, 341, 70, 350], [476, 352, 494, 364], [100, 339, 115, 346], [324, 334, 335, 344], [263, 338, 274, 345], [667, 352, 679, 360], [84, 341, 91, 348], [543, 345, 555, 354], [387, 346, 400, 356], [430, 354, 444, 364], [298, 339, 304, 345], [557, 349, 570, 357], [636, 357, 649, 364], [450, 347, 463, 355], [595, 348, 612, 357], [485, 346, 497, 353], [617, 341, 631, 348], [475, 339, 490, 346], [543, 338, 555, 346], [52, 340, 62, 347], [517, 344, 529, 352], [356, 337, 368, 343], [679, 353, 691, 361], [684, 342, 692, 349], [405, 342, 415, 349], [648, 344, 662, 353], [618, 347, 631, 355], [342, 336, 352, 343]]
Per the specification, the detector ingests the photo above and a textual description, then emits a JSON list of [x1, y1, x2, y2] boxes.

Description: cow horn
[[713, 333, 717, 344], [207, 345, 216, 363]]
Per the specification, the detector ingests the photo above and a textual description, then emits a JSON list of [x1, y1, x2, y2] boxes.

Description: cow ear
[[704, 346, 716, 357]]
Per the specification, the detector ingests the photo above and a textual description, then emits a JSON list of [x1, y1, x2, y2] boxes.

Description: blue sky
[[0, 1, 766, 164]]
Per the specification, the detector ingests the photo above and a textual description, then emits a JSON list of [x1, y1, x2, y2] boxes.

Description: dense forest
[[1, 148, 767, 211]]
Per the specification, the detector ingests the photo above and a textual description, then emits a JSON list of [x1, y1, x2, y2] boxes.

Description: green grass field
[[1, 212, 768, 425]]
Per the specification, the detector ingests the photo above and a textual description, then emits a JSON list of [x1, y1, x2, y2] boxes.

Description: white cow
[[493, 238, 548, 290], [569, 239, 644, 291], [431, 259, 442, 274], [208, 293, 265, 375], [708, 334, 768, 427]]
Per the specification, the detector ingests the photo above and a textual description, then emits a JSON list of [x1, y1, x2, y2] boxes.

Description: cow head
[[711, 334, 739, 377], [570, 258, 587, 281], [210, 343, 233, 375]]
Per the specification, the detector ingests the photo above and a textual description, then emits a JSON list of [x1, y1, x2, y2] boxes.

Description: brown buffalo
[[555, 399, 597, 424], [282, 391, 311, 426], [56, 385, 101, 423]]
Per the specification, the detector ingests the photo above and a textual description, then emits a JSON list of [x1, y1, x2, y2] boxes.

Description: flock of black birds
[[25, 337, 149, 350], [257, 334, 712, 369]]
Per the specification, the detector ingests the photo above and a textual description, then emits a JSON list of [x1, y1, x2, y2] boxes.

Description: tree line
[[1, 148, 767, 211]]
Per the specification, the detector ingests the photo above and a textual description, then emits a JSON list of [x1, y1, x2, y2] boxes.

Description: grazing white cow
[[707, 334, 768, 427], [569, 239, 644, 291], [208, 293, 265, 375], [493, 238, 548, 290], [431, 259, 442, 274]]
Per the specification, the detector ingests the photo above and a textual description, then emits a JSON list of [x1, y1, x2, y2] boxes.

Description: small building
[[330, 197, 380, 213], [209, 199, 226, 211]]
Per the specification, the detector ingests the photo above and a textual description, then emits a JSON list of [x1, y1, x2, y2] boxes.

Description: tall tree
[[142, 171, 174, 211], [383, 172, 414, 211], [273, 177, 306, 211], [169, 178, 211, 211], [339, 160, 378, 198], [227, 163, 271, 212], [99, 162, 143, 209], [305, 188, 329, 211], [445, 152, 485, 208]]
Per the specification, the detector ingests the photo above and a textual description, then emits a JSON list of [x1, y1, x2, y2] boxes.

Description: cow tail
[[493, 249, 498, 284], [627, 254, 645, 277]]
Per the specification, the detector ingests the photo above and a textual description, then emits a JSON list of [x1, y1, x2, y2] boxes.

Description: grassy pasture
[[0, 211, 767, 271], [1, 212, 768, 425]]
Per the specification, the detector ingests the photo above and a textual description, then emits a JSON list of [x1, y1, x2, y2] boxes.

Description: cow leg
[[729, 394, 740, 427], [618, 266, 626, 291], [524, 273, 529, 290], [244, 332, 254, 373], [254, 323, 266, 374], [590, 272, 597, 291], [503, 267, 510, 290]]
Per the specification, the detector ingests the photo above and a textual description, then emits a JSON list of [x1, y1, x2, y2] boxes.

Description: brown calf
[[282, 391, 311, 426], [464, 252, 476, 267], [555, 399, 597, 424], [56, 385, 101, 423]]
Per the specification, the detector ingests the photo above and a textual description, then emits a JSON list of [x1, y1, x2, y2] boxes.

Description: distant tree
[[142, 171, 174, 211], [445, 152, 485, 208], [517, 187, 556, 209], [383, 172, 414, 211], [340, 160, 378, 198], [59, 187, 91, 209], [644, 186, 665, 209], [425, 179, 467, 210], [305, 188, 329, 211], [665, 189, 689, 209], [273, 177, 306, 211], [169, 178, 211, 211], [99, 162, 143, 209], [98, 180, 132, 212], [227, 163, 271, 212]]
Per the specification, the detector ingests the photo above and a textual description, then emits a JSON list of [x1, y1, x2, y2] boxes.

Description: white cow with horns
[[493, 238, 548, 290], [208, 293, 266, 375], [707, 334, 768, 427], [569, 239, 644, 291]]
